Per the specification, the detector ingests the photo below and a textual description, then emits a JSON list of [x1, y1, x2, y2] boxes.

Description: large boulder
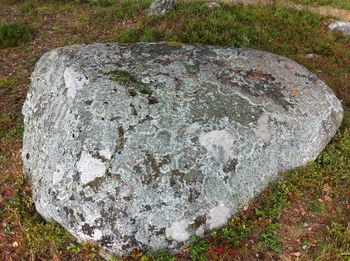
[[22, 43, 343, 256]]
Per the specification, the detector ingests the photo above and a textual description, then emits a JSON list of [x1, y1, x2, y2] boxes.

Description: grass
[[0, 23, 31, 47], [0, 78, 17, 89], [0, 0, 349, 260], [259, 224, 283, 253], [290, 0, 350, 10]]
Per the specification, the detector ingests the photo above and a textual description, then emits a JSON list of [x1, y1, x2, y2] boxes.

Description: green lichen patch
[[138, 87, 154, 95], [109, 70, 138, 84]]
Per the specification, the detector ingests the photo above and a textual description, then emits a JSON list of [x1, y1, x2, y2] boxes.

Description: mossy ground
[[0, 0, 349, 260]]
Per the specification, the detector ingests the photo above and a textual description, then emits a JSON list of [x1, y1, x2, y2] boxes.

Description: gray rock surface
[[22, 43, 343, 256], [148, 0, 176, 16], [329, 21, 350, 36]]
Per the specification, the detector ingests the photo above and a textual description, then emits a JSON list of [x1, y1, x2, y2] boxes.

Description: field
[[0, 0, 349, 260]]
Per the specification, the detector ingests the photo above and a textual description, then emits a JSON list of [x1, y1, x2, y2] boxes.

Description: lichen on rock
[[22, 42, 343, 257]]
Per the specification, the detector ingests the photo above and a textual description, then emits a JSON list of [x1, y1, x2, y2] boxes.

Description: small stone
[[148, 0, 176, 16], [328, 21, 350, 36], [293, 252, 301, 257], [205, 2, 221, 9], [305, 53, 320, 59]]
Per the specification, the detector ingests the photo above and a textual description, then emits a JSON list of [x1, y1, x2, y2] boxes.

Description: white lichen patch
[[77, 151, 106, 184], [52, 164, 65, 185], [195, 225, 205, 237], [198, 130, 234, 162], [141, 76, 151, 84], [93, 229, 103, 240], [99, 149, 112, 160], [185, 122, 202, 137], [165, 220, 190, 242], [43, 50, 59, 85], [64, 67, 89, 100], [207, 203, 231, 230], [255, 114, 271, 143]]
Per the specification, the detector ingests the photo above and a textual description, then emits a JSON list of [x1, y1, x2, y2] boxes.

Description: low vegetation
[[290, 0, 350, 10], [0, 0, 349, 260], [0, 23, 31, 47]]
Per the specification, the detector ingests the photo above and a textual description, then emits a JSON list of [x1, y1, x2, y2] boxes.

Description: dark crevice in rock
[[147, 96, 159, 105], [78, 213, 85, 222], [86, 176, 106, 192], [130, 103, 138, 116], [128, 89, 137, 97], [109, 116, 121, 122], [82, 223, 95, 236], [115, 126, 125, 154], [188, 188, 200, 203], [223, 158, 238, 173], [99, 235, 114, 247], [140, 154, 171, 186], [190, 215, 207, 229], [155, 227, 166, 236]]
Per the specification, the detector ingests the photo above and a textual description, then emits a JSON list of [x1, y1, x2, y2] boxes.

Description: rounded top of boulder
[[22, 42, 342, 257]]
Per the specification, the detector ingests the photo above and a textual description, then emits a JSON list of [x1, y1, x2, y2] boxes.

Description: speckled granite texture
[[22, 42, 343, 256], [148, 0, 176, 16], [329, 21, 350, 36]]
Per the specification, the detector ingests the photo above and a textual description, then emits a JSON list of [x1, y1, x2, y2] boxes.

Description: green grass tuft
[[191, 237, 210, 261], [0, 23, 31, 48], [0, 78, 16, 89], [259, 224, 283, 253]]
